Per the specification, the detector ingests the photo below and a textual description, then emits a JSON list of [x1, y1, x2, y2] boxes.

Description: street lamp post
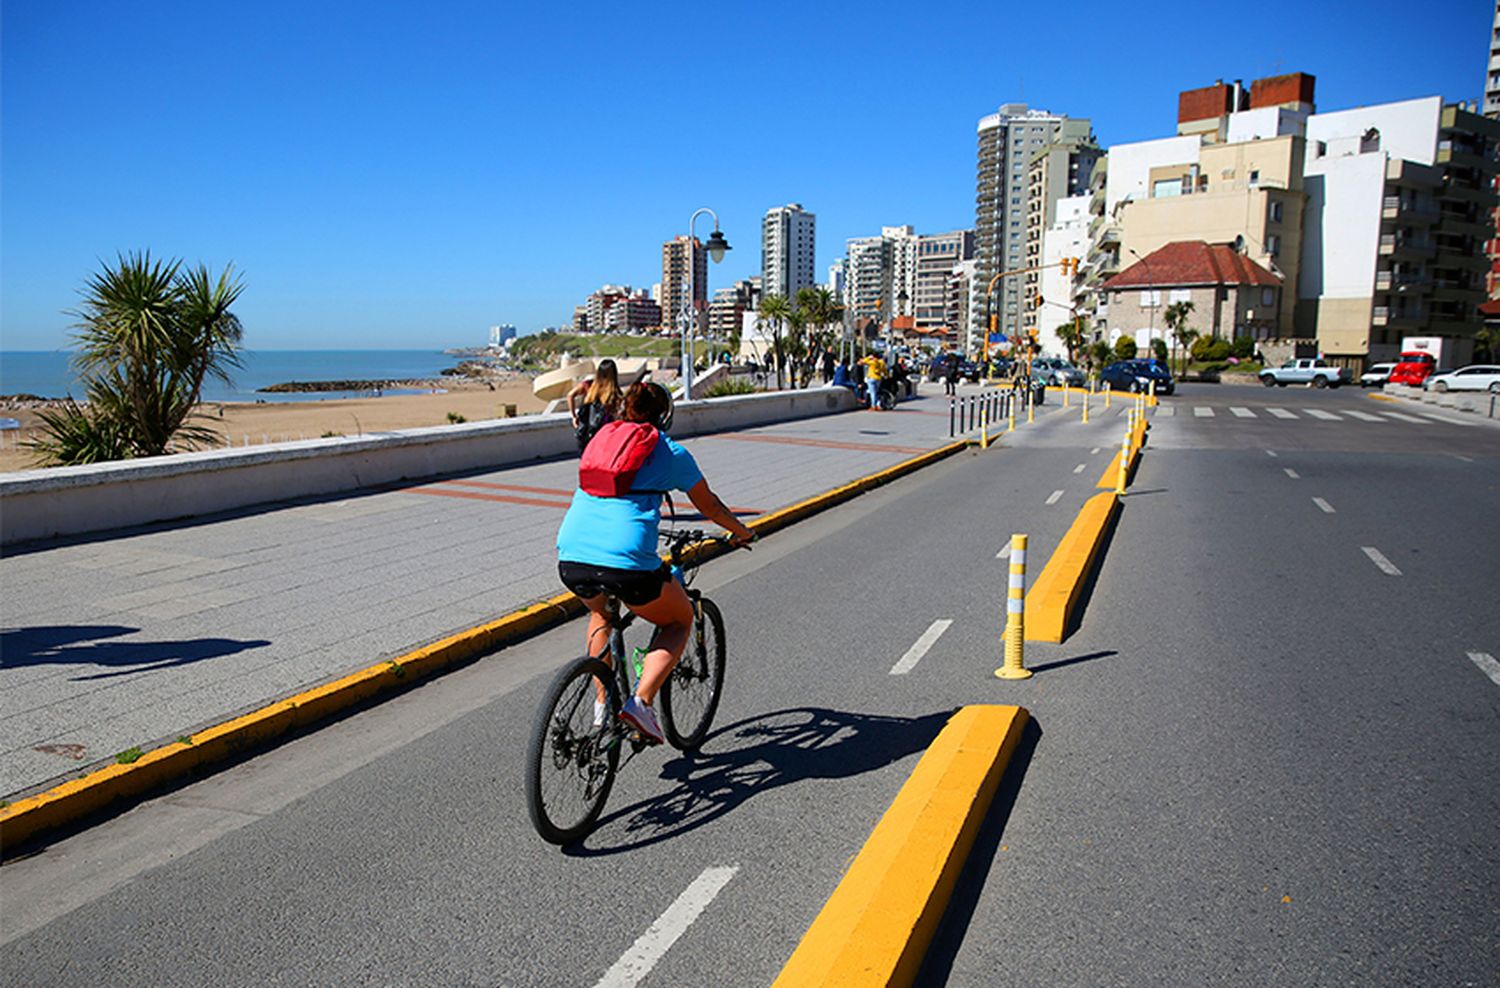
[[895, 288, 909, 353], [1127, 247, 1157, 354], [681, 208, 731, 400]]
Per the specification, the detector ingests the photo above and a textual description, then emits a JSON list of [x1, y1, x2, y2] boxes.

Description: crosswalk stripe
[[1420, 414, 1479, 427], [1266, 408, 1297, 419], [1230, 407, 1256, 418], [1343, 410, 1384, 421], [1381, 412, 1429, 423], [1303, 409, 1342, 420], [1193, 406, 1215, 417]]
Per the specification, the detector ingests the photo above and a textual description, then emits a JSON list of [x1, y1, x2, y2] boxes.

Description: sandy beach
[[0, 377, 549, 474]]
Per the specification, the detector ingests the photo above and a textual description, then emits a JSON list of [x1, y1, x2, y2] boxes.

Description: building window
[[1261, 288, 1275, 307], [1266, 234, 1281, 256], [1248, 170, 1260, 186], [1168, 288, 1190, 304], [1268, 200, 1283, 223], [1139, 289, 1162, 307], [1361, 128, 1381, 154]]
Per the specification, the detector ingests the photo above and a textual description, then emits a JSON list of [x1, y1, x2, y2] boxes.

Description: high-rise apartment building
[[580, 285, 660, 334], [1023, 122, 1101, 333], [845, 236, 893, 339], [914, 230, 974, 338], [975, 104, 1078, 348], [1299, 97, 1500, 364], [761, 204, 817, 300], [661, 236, 707, 333], [1486, 4, 1500, 119], [708, 279, 760, 338], [826, 258, 846, 302]]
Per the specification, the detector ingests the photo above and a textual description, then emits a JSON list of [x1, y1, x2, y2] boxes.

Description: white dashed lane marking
[[594, 866, 739, 988], [1265, 449, 1279, 457], [1468, 652, 1500, 687], [1266, 408, 1297, 419], [1230, 407, 1256, 418], [1313, 497, 1335, 514], [890, 619, 953, 675], [1090, 447, 1101, 455], [1283, 468, 1300, 479], [1073, 464, 1087, 474], [1046, 489, 1065, 505], [1361, 546, 1402, 576]]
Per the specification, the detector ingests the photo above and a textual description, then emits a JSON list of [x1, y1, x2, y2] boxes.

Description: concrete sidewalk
[[3, 385, 1061, 801]]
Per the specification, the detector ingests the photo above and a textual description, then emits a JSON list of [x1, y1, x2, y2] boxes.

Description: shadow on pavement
[[565, 705, 951, 856], [915, 716, 1042, 985], [0, 625, 270, 679], [1028, 649, 1117, 673]]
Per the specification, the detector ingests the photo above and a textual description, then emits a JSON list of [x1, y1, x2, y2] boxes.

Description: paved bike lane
[[1, 385, 1083, 802]]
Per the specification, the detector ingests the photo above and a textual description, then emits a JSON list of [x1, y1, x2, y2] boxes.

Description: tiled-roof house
[[1102, 240, 1283, 342]]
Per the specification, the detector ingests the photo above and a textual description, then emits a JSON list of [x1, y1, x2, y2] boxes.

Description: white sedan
[[1423, 365, 1500, 393]]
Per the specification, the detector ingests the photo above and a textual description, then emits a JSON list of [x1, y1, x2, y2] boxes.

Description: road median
[[772, 704, 1029, 988]]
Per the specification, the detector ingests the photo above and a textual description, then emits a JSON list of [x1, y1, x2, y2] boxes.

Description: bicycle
[[525, 528, 733, 845]]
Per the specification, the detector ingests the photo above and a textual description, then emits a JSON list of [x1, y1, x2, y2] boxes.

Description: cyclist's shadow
[[564, 706, 951, 856]]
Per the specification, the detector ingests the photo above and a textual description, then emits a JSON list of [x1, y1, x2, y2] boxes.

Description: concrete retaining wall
[[0, 387, 858, 545]]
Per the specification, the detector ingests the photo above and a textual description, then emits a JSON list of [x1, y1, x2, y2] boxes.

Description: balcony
[[1385, 158, 1443, 187], [1378, 233, 1436, 259], [1382, 196, 1440, 224], [1372, 305, 1426, 327], [1373, 270, 1432, 293]]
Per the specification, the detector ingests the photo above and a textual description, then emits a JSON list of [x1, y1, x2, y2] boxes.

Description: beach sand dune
[[0, 379, 549, 473]]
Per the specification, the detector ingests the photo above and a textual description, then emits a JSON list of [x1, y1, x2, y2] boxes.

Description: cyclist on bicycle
[[556, 381, 755, 744]]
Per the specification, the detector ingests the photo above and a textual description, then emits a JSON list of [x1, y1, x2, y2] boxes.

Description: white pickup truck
[[1258, 358, 1350, 389]]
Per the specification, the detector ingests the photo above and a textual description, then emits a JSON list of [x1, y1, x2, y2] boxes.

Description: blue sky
[[1, 0, 1489, 350]]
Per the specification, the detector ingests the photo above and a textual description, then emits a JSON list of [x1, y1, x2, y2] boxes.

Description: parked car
[[1258, 358, 1349, 388], [1031, 357, 1087, 387], [1359, 362, 1396, 387], [927, 355, 982, 383], [1422, 364, 1500, 393], [1100, 359, 1175, 395]]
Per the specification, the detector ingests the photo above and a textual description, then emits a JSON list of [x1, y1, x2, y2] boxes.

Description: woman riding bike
[[555, 381, 754, 744]]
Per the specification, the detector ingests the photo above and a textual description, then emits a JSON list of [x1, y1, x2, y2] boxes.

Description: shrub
[[1112, 337, 1138, 360], [446, 411, 467, 424], [704, 378, 757, 398], [1191, 337, 1231, 361], [1151, 338, 1168, 362], [1088, 340, 1112, 369], [1231, 335, 1255, 359]]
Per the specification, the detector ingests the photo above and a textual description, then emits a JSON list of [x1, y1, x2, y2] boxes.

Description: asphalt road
[[3, 385, 1497, 986]]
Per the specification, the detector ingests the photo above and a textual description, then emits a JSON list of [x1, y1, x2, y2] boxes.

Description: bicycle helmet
[[624, 379, 674, 432]]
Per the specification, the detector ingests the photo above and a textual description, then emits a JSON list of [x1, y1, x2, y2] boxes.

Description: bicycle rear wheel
[[660, 596, 726, 751], [525, 657, 621, 845]]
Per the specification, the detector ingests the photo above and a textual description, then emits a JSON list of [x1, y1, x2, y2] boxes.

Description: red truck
[[1388, 337, 1454, 387]]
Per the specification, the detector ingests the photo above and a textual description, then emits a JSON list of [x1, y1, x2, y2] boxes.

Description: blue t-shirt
[[556, 435, 705, 571]]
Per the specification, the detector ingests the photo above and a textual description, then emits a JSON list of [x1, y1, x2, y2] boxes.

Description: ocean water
[[0, 350, 469, 402]]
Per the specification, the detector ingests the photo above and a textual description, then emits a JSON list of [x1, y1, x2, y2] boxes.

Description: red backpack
[[578, 421, 659, 497]]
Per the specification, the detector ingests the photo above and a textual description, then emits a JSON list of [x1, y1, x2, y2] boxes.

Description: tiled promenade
[[0, 387, 1006, 799]]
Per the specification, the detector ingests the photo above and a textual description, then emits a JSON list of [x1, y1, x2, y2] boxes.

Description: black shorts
[[558, 561, 671, 606]]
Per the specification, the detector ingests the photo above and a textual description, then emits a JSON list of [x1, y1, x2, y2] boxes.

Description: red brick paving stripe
[[707, 434, 932, 455], [402, 480, 761, 516]]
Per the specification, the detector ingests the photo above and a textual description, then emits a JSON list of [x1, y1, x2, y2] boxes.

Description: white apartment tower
[[762, 203, 817, 300], [1487, 3, 1500, 119], [975, 104, 1076, 348]]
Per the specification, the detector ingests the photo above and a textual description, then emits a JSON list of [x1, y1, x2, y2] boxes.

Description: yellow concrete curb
[[0, 438, 972, 851], [1024, 491, 1121, 643], [1095, 435, 1144, 490], [1367, 393, 1398, 403], [772, 704, 1029, 988]]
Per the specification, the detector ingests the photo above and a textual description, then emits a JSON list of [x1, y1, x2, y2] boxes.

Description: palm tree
[[1163, 300, 1197, 376], [758, 294, 792, 389], [1055, 314, 1089, 365], [794, 286, 844, 374], [31, 252, 244, 465]]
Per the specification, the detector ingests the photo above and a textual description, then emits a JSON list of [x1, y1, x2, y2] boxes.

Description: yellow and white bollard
[[1008, 393, 1016, 433], [1063, 384, 1071, 408], [981, 408, 989, 449], [995, 533, 1032, 680], [1149, 378, 1156, 401], [1027, 385, 1035, 423], [1082, 388, 1090, 423], [1116, 420, 1131, 493], [1104, 382, 1112, 408]]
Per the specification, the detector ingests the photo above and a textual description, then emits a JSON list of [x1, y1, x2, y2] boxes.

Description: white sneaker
[[619, 695, 664, 745], [593, 700, 608, 728]]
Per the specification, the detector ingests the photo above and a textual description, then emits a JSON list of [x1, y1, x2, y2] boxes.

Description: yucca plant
[[29, 252, 243, 465]]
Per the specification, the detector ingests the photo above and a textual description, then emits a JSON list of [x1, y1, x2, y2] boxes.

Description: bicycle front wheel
[[661, 596, 726, 751], [525, 657, 621, 845]]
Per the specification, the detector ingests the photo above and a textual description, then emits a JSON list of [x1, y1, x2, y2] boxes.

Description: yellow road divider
[[772, 705, 1030, 988], [1024, 492, 1121, 643]]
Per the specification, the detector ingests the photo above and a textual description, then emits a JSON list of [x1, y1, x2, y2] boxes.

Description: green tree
[[757, 294, 792, 389], [1088, 339, 1113, 373], [31, 252, 244, 465], [1163, 300, 1198, 376], [1475, 324, 1499, 363], [1112, 336, 1138, 360], [1055, 314, 1089, 364], [794, 286, 844, 375]]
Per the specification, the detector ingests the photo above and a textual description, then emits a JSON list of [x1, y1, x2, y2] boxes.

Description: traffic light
[[1059, 256, 1078, 277], [1035, 293, 1045, 309]]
